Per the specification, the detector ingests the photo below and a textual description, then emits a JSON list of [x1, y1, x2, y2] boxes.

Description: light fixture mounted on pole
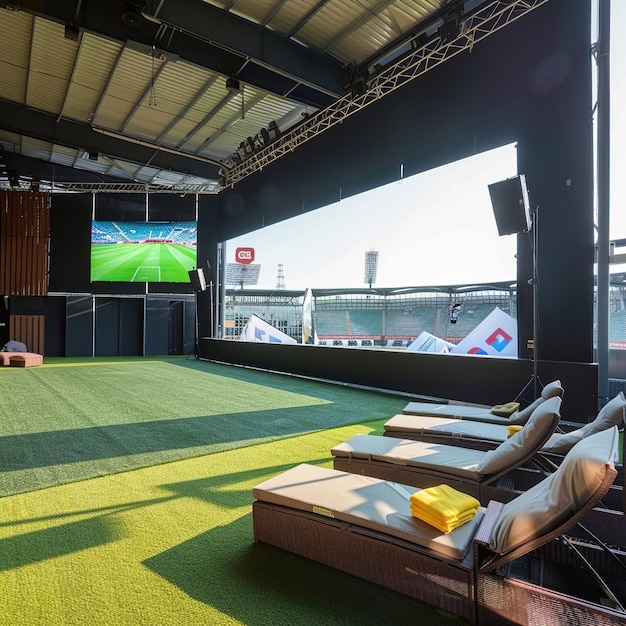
[[488, 174, 540, 400], [364, 250, 379, 288]]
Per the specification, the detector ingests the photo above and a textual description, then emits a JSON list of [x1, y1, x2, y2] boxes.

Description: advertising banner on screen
[[235, 247, 255, 264], [406, 331, 454, 353], [450, 307, 517, 357], [240, 314, 297, 344]]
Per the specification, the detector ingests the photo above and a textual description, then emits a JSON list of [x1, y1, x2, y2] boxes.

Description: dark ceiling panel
[[0, 99, 220, 180]]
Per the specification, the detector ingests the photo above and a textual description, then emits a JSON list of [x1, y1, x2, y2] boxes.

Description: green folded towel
[[491, 401, 520, 417]]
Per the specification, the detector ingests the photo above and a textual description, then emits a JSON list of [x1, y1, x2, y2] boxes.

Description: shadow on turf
[[0, 403, 382, 473], [0, 514, 124, 572], [144, 514, 466, 626], [143, 462, 466, 626]]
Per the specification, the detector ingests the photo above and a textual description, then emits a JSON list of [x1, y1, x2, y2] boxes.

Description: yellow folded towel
[[410, 504, 477, 533], [507, 424, 523, 438], [491, 401, 520, 416], [409, 484, 480, 533], [410, 483, 480, 519]]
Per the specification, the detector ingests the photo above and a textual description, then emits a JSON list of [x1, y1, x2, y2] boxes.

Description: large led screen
[[90, 220, 197, 283]]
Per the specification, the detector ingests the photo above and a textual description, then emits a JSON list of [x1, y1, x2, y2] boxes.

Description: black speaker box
[[488, 175, 531, 236], [188, 268, 206, 292]]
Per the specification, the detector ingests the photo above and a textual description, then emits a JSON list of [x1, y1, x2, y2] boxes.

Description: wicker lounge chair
[[384, 392, 626, 456], [252, 427, 624, 625], [401, 379, 563, 426], [383, 392, 626, 515], [331, 396, 563, 505]]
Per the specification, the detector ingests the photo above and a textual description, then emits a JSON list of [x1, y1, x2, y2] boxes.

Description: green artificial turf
[[0, 357, 407, 496], [0, 358, 467, 625], [0, 422, 467, 626], [91, 242, 196, 282]]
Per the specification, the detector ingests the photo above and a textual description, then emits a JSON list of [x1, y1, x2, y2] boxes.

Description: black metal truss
[[222, 0, 551, 188]]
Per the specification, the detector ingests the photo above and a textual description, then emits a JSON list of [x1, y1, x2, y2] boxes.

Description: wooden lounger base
[[253, 500, 476, 622], [253, 500, 626, 625]]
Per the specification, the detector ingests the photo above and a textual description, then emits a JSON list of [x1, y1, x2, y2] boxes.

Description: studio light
[[267, 120, 281, 141], [8, 169, 20, 188], [243, 138, 256, 155], [439, 8, 463, 43]]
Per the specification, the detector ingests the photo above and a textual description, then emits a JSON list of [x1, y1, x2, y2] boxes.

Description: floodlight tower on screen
[[225, 263, 261, 289], [364, 250, 379, 288]]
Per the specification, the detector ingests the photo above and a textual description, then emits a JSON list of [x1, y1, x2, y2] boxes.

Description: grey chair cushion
[[475, 396, 561, 475], [490, 426, 618, 554], [542, 392, 626, 454]]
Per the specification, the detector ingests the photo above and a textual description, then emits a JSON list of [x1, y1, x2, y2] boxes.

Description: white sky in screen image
[[226, 143, 519, 290]]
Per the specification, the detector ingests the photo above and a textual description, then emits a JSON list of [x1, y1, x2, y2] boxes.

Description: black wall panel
[[144, 295, 195, 355], [200, 339, 598, 421], [49, 194, 92, 293], [10, 296, 45, 315], [43, 296, 66, 356], [95, 298, 120, 356], [94, 297, 143, 356], [95, 193, 146, 219], [65, 296, 93, 356], [149, 194, 196, 220], [0, 295, 8, 348], [145, 297, 170, 355], [118, 298, 144, 356]]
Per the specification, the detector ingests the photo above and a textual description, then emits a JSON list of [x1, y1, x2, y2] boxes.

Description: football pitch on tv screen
[[90, 241, 196, 283]]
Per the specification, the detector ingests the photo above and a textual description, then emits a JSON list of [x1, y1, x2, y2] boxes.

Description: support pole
[[596, 0, 611, 407]]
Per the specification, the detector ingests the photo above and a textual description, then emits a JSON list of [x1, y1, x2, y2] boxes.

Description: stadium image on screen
[[90, 220, 198, 283]]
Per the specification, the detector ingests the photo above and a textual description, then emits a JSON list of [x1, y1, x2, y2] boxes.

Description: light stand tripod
[[515, 204, 542, 402], [186, 287, 200, 360], [186, 268, 206, 360], [488, 174, 541, 403]]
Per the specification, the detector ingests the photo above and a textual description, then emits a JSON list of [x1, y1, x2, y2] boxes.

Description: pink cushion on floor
[[5, 353, 43, 367]]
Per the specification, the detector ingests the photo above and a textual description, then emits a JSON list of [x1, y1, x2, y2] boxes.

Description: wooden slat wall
[[0, 191, 50, 296], [9, 315, 45, 355]]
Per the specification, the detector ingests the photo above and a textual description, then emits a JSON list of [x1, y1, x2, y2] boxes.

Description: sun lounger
[[383, 392, 626, 514], [401, 379, 563, 426], [384, 392, 626, 455], [253, 427, 623, 625], [331, 396, 562, 505]]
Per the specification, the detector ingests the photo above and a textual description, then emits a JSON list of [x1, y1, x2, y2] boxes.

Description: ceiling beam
[[149, 0, 344, 98], [0, 99, 221, 180], [0, 0, 343, 107]]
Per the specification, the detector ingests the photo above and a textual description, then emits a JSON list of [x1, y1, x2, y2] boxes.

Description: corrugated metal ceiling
[[0, 0, 504, 192]]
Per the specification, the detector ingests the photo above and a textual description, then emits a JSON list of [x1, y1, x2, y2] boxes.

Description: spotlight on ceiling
[[439, 8, 463, 43], [226, 78, 241, 93], [245, 137, 256, 154], [8, 169, 20, 188], [267, 120, 281, 141]]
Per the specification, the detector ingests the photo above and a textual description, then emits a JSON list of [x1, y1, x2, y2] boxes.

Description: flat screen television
[[90, 220, 197, 283]]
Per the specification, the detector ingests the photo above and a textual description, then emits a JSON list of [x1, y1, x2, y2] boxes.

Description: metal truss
[[0, 181, 220, 194], [223, 0, 550, 188]]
